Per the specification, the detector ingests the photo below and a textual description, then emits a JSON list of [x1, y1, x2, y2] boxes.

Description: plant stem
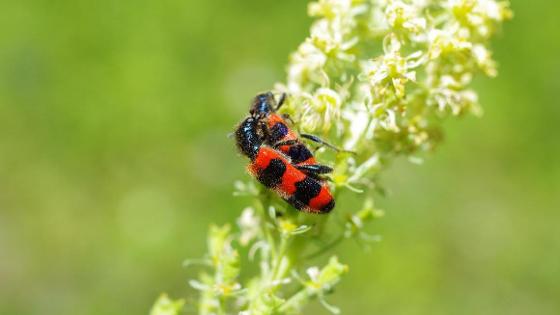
[[303, 234, 345, 260], [277, 288, 308, 313]]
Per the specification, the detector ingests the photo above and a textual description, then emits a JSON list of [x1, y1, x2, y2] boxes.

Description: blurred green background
[[1, 0, 559, 314]]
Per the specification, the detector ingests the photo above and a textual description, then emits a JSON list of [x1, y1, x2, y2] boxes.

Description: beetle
[[248, 92, 339, 181], [235, 107, 335, 214]]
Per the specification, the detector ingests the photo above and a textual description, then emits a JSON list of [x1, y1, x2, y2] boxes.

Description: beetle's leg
[[301, 133, 356, 154], [273, 139, 298, 149], [281, 113, 295, 125], [304, 172, 333, 182], [257, 120, 271, 141], [275, 92, 287, 110], [296, 164, 333, 175]]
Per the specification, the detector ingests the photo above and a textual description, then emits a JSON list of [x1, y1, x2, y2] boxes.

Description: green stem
[[217, 296, 226, 315], [269, 235, 290, 284], [303, 234, 345, 260], [277, 287, 308, 313], [255, 193, 277, 258]]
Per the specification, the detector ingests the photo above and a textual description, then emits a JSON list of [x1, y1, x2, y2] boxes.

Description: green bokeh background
[[1, 1, 558, 314]]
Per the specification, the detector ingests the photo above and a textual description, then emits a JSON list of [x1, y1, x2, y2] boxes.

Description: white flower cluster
[[157, 2, 511, 315], [278, 0, 511, 189]]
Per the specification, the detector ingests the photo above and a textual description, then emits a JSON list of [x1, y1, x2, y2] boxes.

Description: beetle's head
[[249, 92, 276, 117]]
